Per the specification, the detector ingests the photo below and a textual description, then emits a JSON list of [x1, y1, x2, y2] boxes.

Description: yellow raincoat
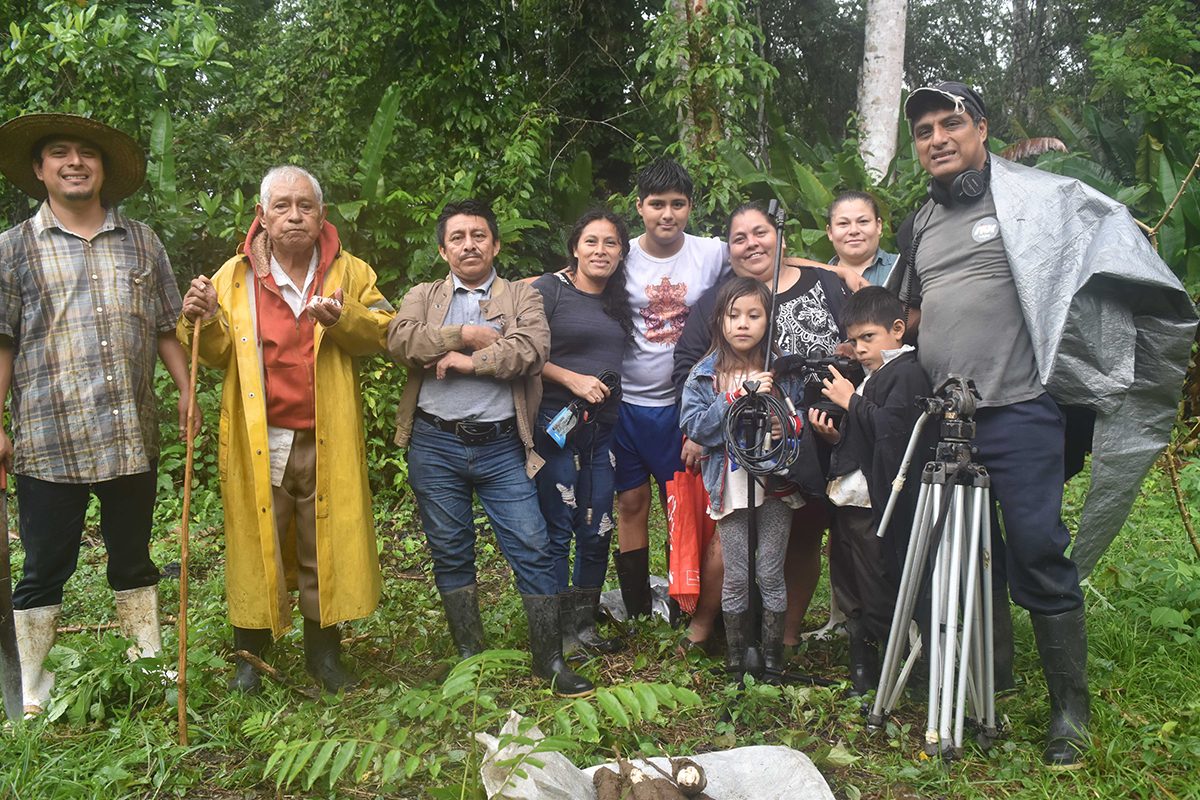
[[178, 228, 393, 637]]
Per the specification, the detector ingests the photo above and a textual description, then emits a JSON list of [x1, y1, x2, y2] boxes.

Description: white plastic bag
[[474, 711, 594, 800], [476, 713, 836, 800]]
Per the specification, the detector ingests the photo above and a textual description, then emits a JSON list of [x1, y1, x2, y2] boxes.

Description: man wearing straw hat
[[0, 113, 192, 716]]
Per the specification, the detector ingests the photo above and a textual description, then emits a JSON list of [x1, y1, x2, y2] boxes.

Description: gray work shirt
[[908, 192, 1044, 408], [416, 269, 516, 422]]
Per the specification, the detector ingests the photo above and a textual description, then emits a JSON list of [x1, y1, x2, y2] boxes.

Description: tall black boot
[[573, 587, 622, 654], [229, 627, 272, 695], [440, 584, 486, 658], [723, 610, 753, 679], [761, 609, 786, 685], [614, 548, 652, 620], [521, 594, 595, 698], [303, 618, 361, 694], [559, 591, 581, 656], [992, 584, 1017, 695], [1030, 607, 1090, 770], [845, 616, 879, 698]]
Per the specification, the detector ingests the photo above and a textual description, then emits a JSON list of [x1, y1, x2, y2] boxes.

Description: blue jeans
[[534, 410, 616, 592], [407, 417, 557, 596]]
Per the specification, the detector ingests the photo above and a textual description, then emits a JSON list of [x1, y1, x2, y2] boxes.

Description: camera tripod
[[867, 376, 1000, 760]]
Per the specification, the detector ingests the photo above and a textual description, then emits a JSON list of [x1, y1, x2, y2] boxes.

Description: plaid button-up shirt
[[0, 202, 183, 483]]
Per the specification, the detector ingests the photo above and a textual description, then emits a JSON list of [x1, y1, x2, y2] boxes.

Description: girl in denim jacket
[[680, 277, 804, 682]]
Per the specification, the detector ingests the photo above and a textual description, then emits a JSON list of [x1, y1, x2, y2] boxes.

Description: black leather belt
[[415, 409, 518, 445]]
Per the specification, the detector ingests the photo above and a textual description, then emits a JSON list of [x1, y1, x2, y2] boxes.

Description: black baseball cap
[[904, 81, 987, 124]]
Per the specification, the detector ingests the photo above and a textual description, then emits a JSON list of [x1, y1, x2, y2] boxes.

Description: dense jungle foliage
[[1, 2, 1200, 797], [4, 0, 1198, 519]]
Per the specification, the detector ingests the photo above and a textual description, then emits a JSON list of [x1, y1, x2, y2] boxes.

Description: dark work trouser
[[13, 465, 160, 609], [972, 394, 1084, 616], [829, 503, 897, 642]]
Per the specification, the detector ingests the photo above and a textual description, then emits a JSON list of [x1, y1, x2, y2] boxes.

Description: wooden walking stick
[[178, 315, 202, 746]]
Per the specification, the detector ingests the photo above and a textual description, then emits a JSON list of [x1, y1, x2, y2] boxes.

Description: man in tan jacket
[[388, 199, 592, 698]]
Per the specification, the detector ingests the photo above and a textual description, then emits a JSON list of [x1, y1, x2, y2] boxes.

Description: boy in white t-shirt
[[612, 158, 731, 618]]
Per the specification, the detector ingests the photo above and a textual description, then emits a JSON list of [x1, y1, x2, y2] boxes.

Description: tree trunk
[[1012, 0, 1051, 129], [857, 0, 908, 180], [672, 0, 699, 149]]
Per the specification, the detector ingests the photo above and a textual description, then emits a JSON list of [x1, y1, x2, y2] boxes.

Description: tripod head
[[917, 375, 982, 443]]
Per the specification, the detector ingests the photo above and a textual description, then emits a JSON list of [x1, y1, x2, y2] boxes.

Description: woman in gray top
[[532, 210, 635, 656]]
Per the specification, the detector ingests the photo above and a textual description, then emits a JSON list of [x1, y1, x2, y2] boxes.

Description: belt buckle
[[455, 421, 493, 446]]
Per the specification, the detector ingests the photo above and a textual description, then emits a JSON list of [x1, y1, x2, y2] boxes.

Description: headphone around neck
[[929, 166, 987, 205]]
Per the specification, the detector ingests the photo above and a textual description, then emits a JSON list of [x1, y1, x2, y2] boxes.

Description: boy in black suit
[[808, 287, 933, 695]]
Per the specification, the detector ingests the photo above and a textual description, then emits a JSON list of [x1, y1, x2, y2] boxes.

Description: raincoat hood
[[240, 216, 341, 279]]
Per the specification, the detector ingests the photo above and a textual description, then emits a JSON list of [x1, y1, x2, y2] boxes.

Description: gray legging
[[719, 497, 792, 613]]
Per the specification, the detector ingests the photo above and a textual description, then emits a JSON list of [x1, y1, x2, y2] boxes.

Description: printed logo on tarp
[[972, 217, 1000, 243]]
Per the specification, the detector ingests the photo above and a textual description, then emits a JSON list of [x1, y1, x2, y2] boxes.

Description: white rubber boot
[[114, 585, 163, 661], [14, 605, 62, 717]]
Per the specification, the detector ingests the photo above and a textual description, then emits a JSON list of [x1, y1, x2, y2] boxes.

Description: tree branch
[[1166, 453, 1200, 561], [1150, 150, 1200, 236]]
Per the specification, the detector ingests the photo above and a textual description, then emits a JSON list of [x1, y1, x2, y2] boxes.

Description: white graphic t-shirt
[[621, 233, 729, 406]]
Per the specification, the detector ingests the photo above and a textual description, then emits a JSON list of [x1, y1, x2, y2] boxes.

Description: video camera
[[772, 353, 866, 419]]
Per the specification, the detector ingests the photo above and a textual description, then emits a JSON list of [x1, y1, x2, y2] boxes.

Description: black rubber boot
[[229, 627, 272, 695], [723, 610, 753, 679], [521, 594, 596, 698], [614, 548, 652, 620], [992, 584, 1017, 695], [1031, 607, 1090, 770], [558, 591, 581, 656], [845, 616, 879, 697], [303, 618, 361, 694], [761, 609, 787, 685], [573, 587, 622, 654], [440, 584, 486, 658]]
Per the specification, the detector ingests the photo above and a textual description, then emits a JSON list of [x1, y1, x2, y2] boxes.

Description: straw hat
[[0, 113, 146, 202]]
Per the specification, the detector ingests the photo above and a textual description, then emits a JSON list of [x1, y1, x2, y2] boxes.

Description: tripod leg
[[938, 485, 967, 755], [953, 485, 985, 754], [882, 483, 938, 716], [871, 476, 932, 725], [925, 482, 945, 756], [968, 569, 986, 723], [886, 633, 922, 712], [981, 484, 998, 738]]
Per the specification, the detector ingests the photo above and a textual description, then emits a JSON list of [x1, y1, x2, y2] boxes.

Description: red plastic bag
[[666, 470, 716, 614]]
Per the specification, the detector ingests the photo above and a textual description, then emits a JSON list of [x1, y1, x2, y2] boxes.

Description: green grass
[[2, 464, 1199, 800]]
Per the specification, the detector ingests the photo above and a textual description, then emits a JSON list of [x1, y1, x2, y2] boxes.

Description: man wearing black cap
[[0, 113, 193, 716], [889, 82, 1195, 769]]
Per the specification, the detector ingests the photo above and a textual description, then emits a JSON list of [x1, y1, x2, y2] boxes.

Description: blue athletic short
[[612, 401, 685, 494]]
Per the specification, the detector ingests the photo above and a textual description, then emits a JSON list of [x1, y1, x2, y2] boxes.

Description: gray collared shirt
[[829, 247, 899, 287], [416, 269, 516, 422]]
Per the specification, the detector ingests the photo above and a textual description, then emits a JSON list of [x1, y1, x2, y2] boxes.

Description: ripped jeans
[[534, 409, 616, 592]]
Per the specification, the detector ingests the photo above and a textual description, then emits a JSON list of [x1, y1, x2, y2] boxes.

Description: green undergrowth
[[1, 466, 1199, 800]]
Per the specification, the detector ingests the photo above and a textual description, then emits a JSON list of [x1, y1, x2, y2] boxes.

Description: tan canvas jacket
[[388, 274, 549, 477]]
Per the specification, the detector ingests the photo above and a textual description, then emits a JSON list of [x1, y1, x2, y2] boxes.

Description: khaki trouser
[[272, 429, 320, 621]]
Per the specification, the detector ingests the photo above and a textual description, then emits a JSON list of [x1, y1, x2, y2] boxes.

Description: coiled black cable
[[722, 386, 801, 478]]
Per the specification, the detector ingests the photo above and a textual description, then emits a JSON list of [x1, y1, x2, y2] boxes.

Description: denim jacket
[[679, 352, 803, 513]]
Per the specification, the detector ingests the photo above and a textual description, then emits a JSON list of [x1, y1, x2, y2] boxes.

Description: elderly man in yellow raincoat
[[178, 165, 393, 694]]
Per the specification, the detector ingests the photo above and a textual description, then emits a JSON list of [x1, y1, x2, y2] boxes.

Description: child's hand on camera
[[821, 365, 855, 411], [808, 408, 840, 444]]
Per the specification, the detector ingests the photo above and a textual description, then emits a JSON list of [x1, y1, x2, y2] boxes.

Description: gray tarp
[[891, 155, 1197, 575]]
